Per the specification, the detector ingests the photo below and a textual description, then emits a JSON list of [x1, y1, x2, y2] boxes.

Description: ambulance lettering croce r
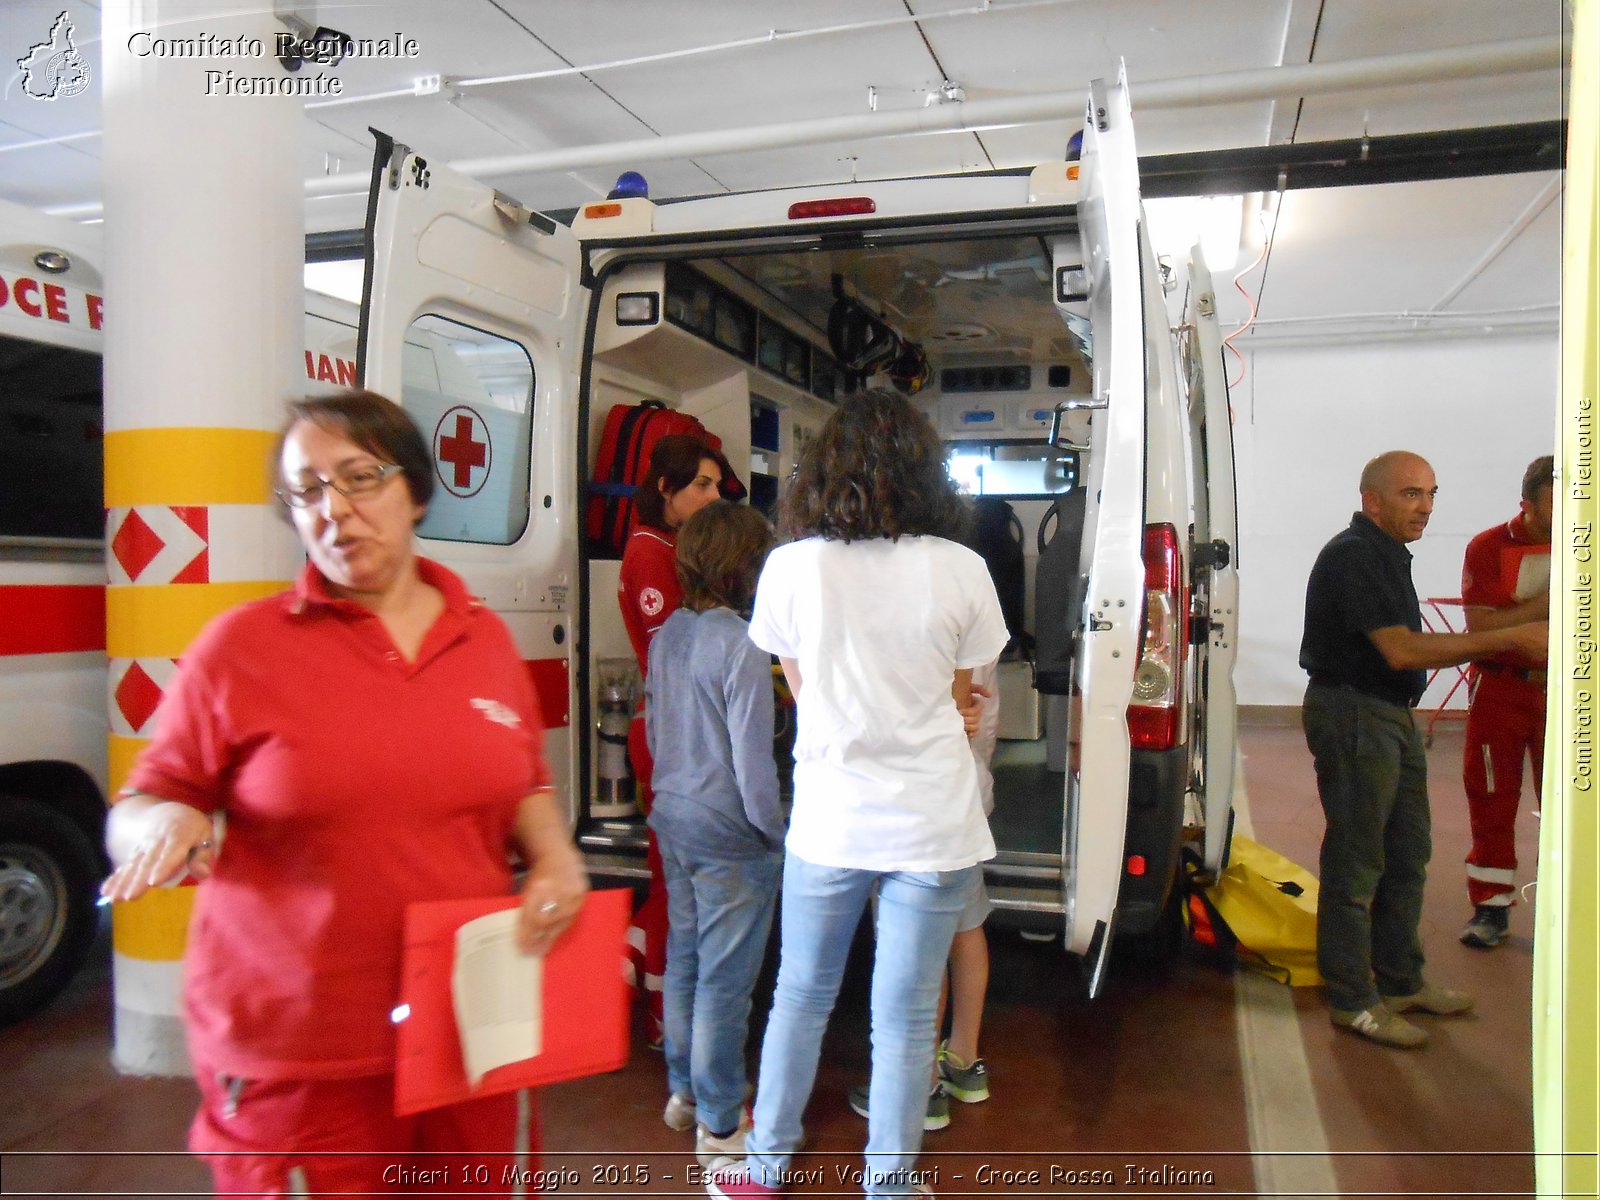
[[16, 12, 92, 101], [470, 698, 522, 729], [433, 406, 493, 499]]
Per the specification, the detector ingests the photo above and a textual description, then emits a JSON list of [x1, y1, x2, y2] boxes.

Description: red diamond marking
[[115, 662, 164, 733], [111, 509, 165, 582]]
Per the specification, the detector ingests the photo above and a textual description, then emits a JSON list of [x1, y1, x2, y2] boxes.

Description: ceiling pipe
[[1428, 174, 1563, 311], [319, 35, 1568, 195], [44, 35, 1565, 219]]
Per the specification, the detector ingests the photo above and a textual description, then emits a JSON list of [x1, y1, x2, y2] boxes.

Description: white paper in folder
[[451, 908, 544, 1087]]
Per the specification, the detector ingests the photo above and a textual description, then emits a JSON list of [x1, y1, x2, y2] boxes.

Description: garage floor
[[1, 720, 1540, 1198]]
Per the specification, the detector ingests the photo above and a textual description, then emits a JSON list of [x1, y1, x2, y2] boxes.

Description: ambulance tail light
[[1127, 523, 1185, 752], [788, 197, 877, 220]]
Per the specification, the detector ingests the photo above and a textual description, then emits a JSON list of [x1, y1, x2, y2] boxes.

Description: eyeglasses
[[276, 463, 404, 509]]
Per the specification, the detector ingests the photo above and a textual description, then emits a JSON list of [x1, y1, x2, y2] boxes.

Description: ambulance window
[[0, 333, 103, 542], [400, 315, 534, 546], [948, 442, 1078, 498]]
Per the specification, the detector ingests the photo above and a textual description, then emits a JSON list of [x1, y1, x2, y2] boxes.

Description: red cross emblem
[[433, 406, 492, 498]]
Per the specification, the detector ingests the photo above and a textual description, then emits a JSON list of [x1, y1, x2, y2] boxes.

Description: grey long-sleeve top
[[644, 607, 785, 857]]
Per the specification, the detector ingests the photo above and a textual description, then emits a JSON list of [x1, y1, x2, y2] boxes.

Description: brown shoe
[[1385, 983, 1474, 1016], [1330, 1004, 1429, 1048]]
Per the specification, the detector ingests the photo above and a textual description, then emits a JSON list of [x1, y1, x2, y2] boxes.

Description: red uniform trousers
[[626, 712, 667, 1043], [191, 1061, 535, 1197], [1462, 668, 1546, 907]]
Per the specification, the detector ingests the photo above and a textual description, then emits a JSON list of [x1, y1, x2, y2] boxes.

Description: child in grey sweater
[[646, 502, 784, 1168]]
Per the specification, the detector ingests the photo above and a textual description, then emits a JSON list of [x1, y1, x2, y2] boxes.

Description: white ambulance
[[362, 71, 1239, 998], [0, 71, 1237, 1019]]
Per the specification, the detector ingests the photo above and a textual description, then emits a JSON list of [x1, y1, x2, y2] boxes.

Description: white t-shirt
[[749, 535, 1009, 871]]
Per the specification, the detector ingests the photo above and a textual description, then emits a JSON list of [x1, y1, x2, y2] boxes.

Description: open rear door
[[1184, 246, 1241, 875], [360, 132, 586, 808], [1059, 71, 1147, 993]]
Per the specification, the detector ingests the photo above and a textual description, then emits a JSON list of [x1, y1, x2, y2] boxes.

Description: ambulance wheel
[[0, 795, 101, 1025]]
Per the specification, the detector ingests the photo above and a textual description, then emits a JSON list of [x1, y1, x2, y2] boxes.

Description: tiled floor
[[1, 721, 1539, 1198]]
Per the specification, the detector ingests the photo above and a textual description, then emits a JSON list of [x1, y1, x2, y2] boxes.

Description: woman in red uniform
[[618, 433, 738, 1051], [102, 390, 589, 1196]]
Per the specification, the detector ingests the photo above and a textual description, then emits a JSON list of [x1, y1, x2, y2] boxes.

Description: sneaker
[[847, 1082, 950, 1131], [1384, 982, 1475, 1016], [1330, 1004, 1429, 1049], [937, 1041, 989, 1103], [1460, 904, 1510, 949], [696, 1123, 748, 1168], [663, 1091, 697, 1131], [704, 1162, 781, 1199]]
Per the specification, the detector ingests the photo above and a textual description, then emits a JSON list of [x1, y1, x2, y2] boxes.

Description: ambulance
[[0, 71, 1237, 1020], [362, 70, 1239, 998]]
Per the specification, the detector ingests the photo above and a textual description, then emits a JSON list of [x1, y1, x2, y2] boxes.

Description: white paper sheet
[[451, 908, 543, 1087]]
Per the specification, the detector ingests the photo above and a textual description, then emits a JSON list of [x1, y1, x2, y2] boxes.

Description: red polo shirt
[[618, 526, 681, 676], [1461, 512, 1551, 671], [127, 559, 549, 1081]]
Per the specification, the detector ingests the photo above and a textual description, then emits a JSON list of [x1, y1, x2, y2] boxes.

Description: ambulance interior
[[579, 227, 1096, 913]]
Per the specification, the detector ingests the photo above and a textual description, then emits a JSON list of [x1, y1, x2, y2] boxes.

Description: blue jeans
[[658, 837, 782, 1136], [745, 854, 975, 1198]]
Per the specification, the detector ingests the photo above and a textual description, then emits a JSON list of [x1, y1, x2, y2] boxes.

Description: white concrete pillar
[[101, 2, 305, 1076]]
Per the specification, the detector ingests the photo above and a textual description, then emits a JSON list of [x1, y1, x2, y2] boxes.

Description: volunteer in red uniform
[[618, 434, 737, 1046], [1458, 453, 1553, 949], [101, 390, 589, 1196]]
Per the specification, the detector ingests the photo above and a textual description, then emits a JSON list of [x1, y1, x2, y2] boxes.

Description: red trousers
[[191, 1062, 535, 1197], [1462, 670, 1545, 907], [627, 713, 667, 1042]]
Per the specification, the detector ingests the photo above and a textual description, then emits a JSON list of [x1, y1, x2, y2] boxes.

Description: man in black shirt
[[1301, 451, 1548, 1048]]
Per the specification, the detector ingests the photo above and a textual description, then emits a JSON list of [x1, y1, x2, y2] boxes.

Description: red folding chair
[[1421, 597, 1470, 745]]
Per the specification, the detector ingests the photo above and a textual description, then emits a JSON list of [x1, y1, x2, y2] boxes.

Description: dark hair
[[274, 389, 435, 509], [1522, 454, 1554, 502], [780, 387, 965, 542], [633, 433, 729, 531], [676, 502, 774, 613]]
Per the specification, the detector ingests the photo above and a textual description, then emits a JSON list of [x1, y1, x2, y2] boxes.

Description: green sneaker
[[847, 1081, 950, 1131], [1330, 1004, 1428, 1049], [937, 1041, 990, 1103]]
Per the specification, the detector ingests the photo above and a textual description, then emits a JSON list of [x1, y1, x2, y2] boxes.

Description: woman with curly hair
[[708, 389, 1007, 1199]]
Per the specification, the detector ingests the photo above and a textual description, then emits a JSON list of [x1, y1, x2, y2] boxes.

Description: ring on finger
[[538, 900, 559, 916]]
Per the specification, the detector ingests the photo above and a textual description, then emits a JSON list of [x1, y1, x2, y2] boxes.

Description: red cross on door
[[433, 406, 493, 498]]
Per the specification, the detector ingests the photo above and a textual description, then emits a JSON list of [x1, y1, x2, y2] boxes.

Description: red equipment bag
[[586, 400, 744, 557]]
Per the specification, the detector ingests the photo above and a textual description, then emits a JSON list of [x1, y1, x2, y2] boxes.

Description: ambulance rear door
[[1060, 71, 1148, 995], [361, 133, 587, 810], [1184, 246, 1240, 875]]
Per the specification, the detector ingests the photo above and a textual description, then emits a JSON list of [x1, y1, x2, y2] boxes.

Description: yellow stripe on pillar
[[106, 581, 286, 659], [109, 734, 146, 799], [111, 888, 198, 962], [105, 427, 279, 507]]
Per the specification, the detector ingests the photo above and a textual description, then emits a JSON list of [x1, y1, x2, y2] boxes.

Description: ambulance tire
[[0, 795, 102, 1026]]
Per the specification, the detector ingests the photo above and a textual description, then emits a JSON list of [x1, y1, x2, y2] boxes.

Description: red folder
[[395, 887, 631, 1115]]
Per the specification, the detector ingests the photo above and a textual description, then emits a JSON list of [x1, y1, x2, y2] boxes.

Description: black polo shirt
[[1300, 513, 1428, 707]]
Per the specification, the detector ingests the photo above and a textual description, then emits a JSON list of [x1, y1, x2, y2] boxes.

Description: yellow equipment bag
[[1202, 836, 1323, 987]]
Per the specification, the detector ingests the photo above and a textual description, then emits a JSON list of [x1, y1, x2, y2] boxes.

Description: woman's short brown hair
[[633, 432, 734, 531], [273, 389, 435, 509], [780, 387, 965, 543], [676, 502, 774, 613]]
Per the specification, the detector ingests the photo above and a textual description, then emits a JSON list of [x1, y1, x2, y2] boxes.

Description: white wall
[[1231, 330, 1558, 707]]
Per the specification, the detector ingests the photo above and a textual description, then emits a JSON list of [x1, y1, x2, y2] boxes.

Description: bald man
[[1299, 451, 1548, 1049]]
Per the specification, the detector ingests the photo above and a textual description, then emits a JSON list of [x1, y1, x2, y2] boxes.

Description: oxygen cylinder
[[593, 658, 637, 819]]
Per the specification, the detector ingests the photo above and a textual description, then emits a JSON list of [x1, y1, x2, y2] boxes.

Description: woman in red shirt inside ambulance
[[101, 390, 589, 1197]]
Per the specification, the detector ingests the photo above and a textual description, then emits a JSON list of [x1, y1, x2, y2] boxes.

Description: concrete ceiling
[[0, 0, 1572, 335]]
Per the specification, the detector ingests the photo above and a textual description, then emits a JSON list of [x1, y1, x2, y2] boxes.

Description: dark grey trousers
[[1302, 684, 1431, 1012]]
